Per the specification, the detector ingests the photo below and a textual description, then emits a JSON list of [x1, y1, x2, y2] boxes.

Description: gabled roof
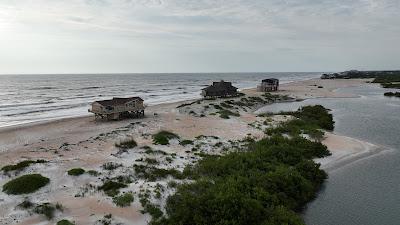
[[94, 97, 143, 107], [202, 80, 238, 91]]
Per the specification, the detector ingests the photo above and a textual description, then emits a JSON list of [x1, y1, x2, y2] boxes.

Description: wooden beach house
[[257, 78, 279, 92], [201, 80, 238, 98], [89, 97, 145, 120]]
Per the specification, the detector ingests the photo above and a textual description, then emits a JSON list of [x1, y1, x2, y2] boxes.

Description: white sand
[[318, 132, 384, 172]]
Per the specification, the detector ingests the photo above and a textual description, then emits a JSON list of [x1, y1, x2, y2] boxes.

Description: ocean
[[256, 83, 400, 225], [0, 73, 320, 128]]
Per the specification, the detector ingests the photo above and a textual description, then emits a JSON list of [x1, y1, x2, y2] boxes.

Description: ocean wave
[[28, 87, 57, 90], [0, 101, 55, 109], [3, 103, 89, 117]]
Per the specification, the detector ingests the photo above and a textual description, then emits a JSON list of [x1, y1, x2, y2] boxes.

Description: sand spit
[[319, 133, 386, 172], [0, 78, 376, 225]]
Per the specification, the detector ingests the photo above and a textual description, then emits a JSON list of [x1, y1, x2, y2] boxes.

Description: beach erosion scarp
[[0, 78, 377, 225]]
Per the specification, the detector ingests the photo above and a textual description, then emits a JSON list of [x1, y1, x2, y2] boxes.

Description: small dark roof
[[94, 97, 143, 106], [262, 78, 279, 83], [202, 80, 238, 91]]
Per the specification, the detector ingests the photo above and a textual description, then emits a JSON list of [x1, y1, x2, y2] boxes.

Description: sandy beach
[[0, 78, 379, 225]]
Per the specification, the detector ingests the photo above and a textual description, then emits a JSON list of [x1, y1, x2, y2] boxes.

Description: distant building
[[201, 80, 238, 98], [89, 97, 145, 120], [257, 78, 279, 92]]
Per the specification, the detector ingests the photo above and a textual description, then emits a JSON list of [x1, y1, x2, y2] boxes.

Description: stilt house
[[89, 97, 145, 120], [257, 78, 279, 92], [201, 80, 238, 98]]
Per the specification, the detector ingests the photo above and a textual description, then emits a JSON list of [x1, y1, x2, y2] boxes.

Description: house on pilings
[[257, 78, 279, 92], [89, 97, 145, 120], [201, 80, 238, 98]]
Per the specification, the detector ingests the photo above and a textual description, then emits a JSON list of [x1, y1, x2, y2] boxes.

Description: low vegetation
[[217, 109, 240, 119], [102, 162, 122, 170], [372, 73, 400, 84], [264, 105, 334, 142], [17, 199, 63, 220], [146, 105, 333, 225], [99, 180, 128, 197], [153, 131, 180, 145], [380, 83, 400, 89], [280, 105, 334, 131], [33, 202, 63, 220], [115, 138, 137, 149], [180, 139, 194, 146], [384, 92, 400, 97], [1, 160, 47, 173], [57, 220, 75, 225], [3, 174, 50, 195], [139, 192, 164, 223], [369, 73, 400, 89], [113, 192, 134, 207], [67, 168, 85, 176], [133, 165, 184, 182]]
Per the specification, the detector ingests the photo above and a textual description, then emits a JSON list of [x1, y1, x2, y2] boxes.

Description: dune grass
[[3, 174, 50, 195], [99, 181, 128, 197], [57, 220, 75, 225], [115, 138, 137, 149], [217, 109, 240, 119], [113, 192, 134, 207], [180, 140, 194, 146], [1, 160, 47, 173], [153, 131, 180, 145]]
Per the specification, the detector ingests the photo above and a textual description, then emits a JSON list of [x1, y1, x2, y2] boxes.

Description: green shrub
[[381, 83, 400, 88], [134, 165, 183, 181], [1, 160, 47, 172], [143, 203, 163, 220], [67, 168, 85, 176], [18, 199, 34, 209], [99, 181, 127, 197], [87, 170, 100, 176], [157, 106, 334, 225], [384, 92, 400, 97], [153, 131, 180, 145], [217, 109, 240, 119], [145, 158, 159, 165], [113, 193, 134, 207], [3, 174, 50, 195], [102, 162, 122, 170], [219, 113, 230, 119], [180, 140, 194, 146], [115, 138, 137, 149], [34, 203, 56, 220], [57, 220, 75, 225]]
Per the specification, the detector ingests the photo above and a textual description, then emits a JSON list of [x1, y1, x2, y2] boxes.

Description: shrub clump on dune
[[67, 168, 85, 176], [3, 174, 50, 195], [57, 220, 75, 225], [153, 131, 180, 145], [115, 138, 137, 149], [1, 160, 47, 173], [113, 192, 134, 207], [99, 180, 128, 197]]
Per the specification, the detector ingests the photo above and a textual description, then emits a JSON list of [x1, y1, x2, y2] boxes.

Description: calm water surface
[[257, 83, 400, 225]]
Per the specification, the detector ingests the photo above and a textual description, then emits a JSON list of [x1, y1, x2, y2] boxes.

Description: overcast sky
[[0, 0, 399, 74]]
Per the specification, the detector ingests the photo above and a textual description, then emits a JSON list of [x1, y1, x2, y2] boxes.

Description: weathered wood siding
[[90, 99, 145, 115]]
